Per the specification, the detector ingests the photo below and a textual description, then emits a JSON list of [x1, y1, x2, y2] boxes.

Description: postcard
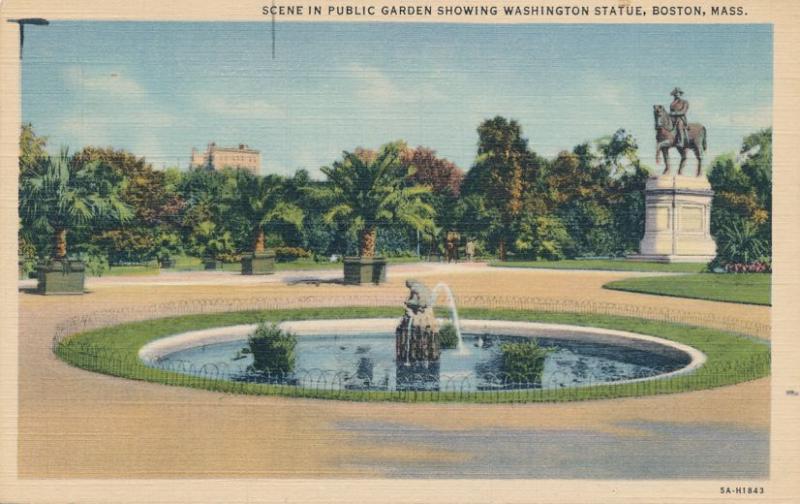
[[1, 0, 797, 502]]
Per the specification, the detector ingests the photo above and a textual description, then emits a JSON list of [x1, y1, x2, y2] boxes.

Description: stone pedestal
[[628, 176, 717, 263]]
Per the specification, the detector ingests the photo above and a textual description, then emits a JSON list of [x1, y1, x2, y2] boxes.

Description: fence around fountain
[[49, 294, 770, 402]]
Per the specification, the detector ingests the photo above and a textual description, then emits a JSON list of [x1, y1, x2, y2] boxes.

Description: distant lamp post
[[7, 18, 50, 59]]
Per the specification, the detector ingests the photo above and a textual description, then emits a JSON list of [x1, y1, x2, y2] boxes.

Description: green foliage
[[708, 129, 771, 268], [313, 141, 435, 256], [245, 322, 297, 375], [154, 231, 183, 261], [439, 322, 459, 349], [18, 236, 38, 276], [514, 214, 573, 260], [228, 170, 304, 251], [78, 246, 111, 277], [19, 148, 132, 258], [274, 246, 312, 262], [500, 340, 551, 383], [462, 117, 541, 258], [19, 123, 48, 176], [715, 220, 769, 266]]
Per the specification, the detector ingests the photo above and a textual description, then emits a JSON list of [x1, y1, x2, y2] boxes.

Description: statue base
[[627, 176, 716, 264]]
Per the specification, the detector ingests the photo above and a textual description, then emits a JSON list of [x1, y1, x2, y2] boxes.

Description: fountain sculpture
[[396, 279, 440, 366]]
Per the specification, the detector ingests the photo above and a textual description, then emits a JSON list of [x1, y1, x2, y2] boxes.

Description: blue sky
[[22, 22, 771, 177]]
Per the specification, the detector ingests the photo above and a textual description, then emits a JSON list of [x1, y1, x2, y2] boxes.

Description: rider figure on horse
[[669, 87, 689, 149]]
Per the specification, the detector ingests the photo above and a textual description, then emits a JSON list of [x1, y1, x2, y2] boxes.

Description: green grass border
[[489, 259, 706, 273], [604, 273, 771, 306], [54, 306, 770, 403]]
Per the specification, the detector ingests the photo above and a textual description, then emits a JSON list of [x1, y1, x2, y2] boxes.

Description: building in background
[[190, 143, 261, 174]]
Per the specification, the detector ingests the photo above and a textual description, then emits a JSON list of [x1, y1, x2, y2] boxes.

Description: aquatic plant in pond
[[245, 322, 297, 375], [500, 340, 552, 384], [439, 323, 459, 349]]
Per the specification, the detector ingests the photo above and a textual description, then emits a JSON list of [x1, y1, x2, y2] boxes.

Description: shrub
[[500, 340, 551, 383], [439, 322, 459, 349], [75, 245, 110, 276], [514, 214, 573, 261], [18, 236, 37, 276], [713, 220, 770, 271], [245, 322, 297, 375], [274, 246, 312, 262]]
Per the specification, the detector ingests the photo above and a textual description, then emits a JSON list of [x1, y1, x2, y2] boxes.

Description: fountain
[[395, 279, 441, 366], [429, 282, 467, 352], [136, 280, 702, 395]]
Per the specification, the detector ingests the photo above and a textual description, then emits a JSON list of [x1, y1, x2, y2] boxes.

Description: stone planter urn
[[241, 250, 276, 275], [203, 257, 223, 270], [37, 258, 86, 295], [343, 256, 387, 285]]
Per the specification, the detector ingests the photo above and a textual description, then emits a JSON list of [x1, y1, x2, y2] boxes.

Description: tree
[[708, 129, 772, 268], [229, 170, 303, 253], [70, 147, 184, 263], [402, 146, 464, 197], [19, 123, 48, 176], [19, 149, 131, 260], [463, 117, 539, 260], [315, 142, 435, 257]]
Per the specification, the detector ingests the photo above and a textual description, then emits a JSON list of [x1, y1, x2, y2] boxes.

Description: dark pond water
[[147, 333, 689, 391]]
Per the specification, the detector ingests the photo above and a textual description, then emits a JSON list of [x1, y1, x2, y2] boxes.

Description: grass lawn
[[96, 256, 424, 276], [56, 306, 769, 403], [102, 264, 160, 277], [490, 259, 707, 273], [604, 273, 771, 306]]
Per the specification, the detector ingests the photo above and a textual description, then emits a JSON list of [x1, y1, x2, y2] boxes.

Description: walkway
[[17, 263, 770, 478]]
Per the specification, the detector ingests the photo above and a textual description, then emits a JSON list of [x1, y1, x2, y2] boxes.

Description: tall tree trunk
[[253, 228, 265, 253], [359, 227, 377, 257], [498, 238, 507, 262], [54, 228, 67, 259]]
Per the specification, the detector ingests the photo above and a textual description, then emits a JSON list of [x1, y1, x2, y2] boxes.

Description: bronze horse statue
[[653, 104, 707, 176]]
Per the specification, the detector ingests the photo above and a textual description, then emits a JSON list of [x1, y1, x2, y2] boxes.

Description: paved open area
[[17, 263, 770, 478]]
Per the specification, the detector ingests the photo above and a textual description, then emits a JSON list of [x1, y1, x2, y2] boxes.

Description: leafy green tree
[[708, 129, 772, 266], [71, 147, 184, 263], [178, 167, 236, 255], [229, 170, 304, 253], [462, 117, 540, 260], [19, 123, 48, 176], [19, 149, 132, 260], [314, 142, 435, 257], [190, 220, 236, 261], [514, 214, 573, 260]]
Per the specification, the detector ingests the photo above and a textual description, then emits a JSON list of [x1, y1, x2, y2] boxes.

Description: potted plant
[[191, 221, 234, 270], [154, 231, 181, 269], [19, 149, 130, 294], [231, 171, 303, 275], [313, 142, 435, 284]]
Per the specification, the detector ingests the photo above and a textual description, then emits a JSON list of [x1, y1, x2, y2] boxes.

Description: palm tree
[[19, 148, 131, 260], [232, 170, 303, 253], [316, 142, 435, 257]]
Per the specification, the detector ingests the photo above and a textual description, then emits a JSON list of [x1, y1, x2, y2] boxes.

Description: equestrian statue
[[654, 87, 707, 176]]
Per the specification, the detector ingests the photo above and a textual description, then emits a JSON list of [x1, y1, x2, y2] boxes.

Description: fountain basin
[[139, 319, 705, 390]]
